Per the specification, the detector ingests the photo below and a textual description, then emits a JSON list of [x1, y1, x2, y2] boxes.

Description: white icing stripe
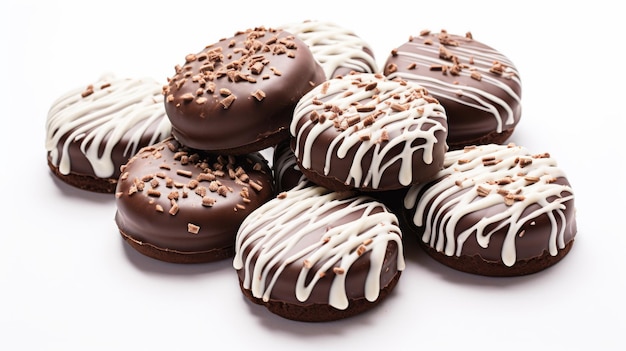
[[282, 21, 379, 78], [404, 144, 574, 267], [233, 184, 405, 310], [291, 74, 447, 188], [45, 74, 171, 177], [388, 42, 521, 132]]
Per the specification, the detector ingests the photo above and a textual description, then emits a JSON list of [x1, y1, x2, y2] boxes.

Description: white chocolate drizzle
[[45, 74, 171, 178], [404, 144, 574, 266], [282, 20, 379, 79], [291, 73, 447, 189], [233, 184, 405, 310], [387, 37, 521, 132]]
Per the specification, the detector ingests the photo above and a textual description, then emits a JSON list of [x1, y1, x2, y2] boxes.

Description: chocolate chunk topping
[[165, 27, 301, 111]]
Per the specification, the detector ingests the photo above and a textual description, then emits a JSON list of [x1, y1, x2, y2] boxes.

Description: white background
[[2, 1, 624, 350]]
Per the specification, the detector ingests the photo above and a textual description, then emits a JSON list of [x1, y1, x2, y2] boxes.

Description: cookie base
[[119, 229, 234, 264], [238, 271, 402, 322], [295, 159, 410, 193], [447, 128, 515, 151], [172, 129, 289, 156], [418, 239, 575, 277], [48, 158, 117, 193]]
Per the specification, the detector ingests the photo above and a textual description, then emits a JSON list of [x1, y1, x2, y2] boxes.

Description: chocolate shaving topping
[[169, 202, 179, 215], [476, 185, 491, 197], [439, 46, 454, 61], [118, 139, 268, 221], [471, 71, 482, 81], [81, 84, 95, 98], [378, 129, 389, 143], [416, 29, 508, 81], [490, 61, 506, 75], [220, 94, 236, 109], [202, 197, 216, 207], [187, 223, 200, 234], [356, 245, 367, 256], [364, 82, 378, 91], [524, 176, 540, 184], [430, 64, 445, 72], [177, 170, 193, 178], [165, 27, 299, 112], [251, 89, 266, 101]]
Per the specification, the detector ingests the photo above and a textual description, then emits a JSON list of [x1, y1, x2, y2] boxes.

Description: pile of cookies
[[44, 21, 577, 322]]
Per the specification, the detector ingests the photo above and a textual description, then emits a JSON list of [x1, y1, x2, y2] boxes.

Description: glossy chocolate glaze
[[384, 31, 522, 149], [291, 73, 448, 192], [114, 137, 274, 262], [234, 185, 405, 318], [403, 144, 576, 276], [163, 27, 326, 154], [237, 227, 401, 304], [49, 120, 168, 183], [407, 179, 576, 261], [45, 75, 172, 193], [272, 139, 310, 192]]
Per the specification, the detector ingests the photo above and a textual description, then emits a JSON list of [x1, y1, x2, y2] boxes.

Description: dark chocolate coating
[[163, 27, 326, 154], [290, 73, 448, 192], [47, 120, 169, 193], [405, 180, 577, 276], [114, 137, 274, 263], [238, 248, 402, 322], [403, 145, 577, 276], [45, 76, 172, 193], [383, 31, 522, 150], [234, 187, 404, 321], [272, 139, 310, 193]]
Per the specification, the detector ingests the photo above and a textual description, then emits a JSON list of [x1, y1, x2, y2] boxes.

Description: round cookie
[[233, 184, 405, 322], [281, 20, 379, 79], [45, 74, 172, 193], [403, 143, 577, 276], [163, 26, 326, 154], [383, 30, 522, 150], [115, 137, 274, 264], [290, 72, 448, 192], [273, 139, 310, 193]]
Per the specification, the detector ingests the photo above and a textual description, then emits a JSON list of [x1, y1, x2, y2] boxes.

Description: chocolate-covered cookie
[[115, 137, 274, 263], [384, 30, 521, 149], [234, 184, 405, 322], [163, 26, 326, 154], [291, 72, 448, 192], [45, 74, 171, 193], [403, 144, 577, 276], [281, 20, 378, 79]]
